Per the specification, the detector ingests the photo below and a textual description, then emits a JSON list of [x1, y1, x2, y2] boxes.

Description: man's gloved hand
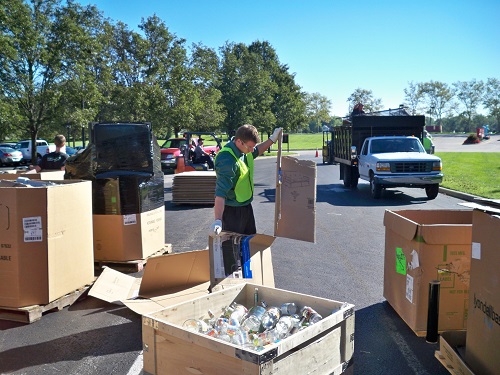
[[270, 128, 282, 143], [211, 219, 222, 235]]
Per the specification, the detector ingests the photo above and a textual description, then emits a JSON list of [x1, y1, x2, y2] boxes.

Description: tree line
[[1, 1, 499, 147]]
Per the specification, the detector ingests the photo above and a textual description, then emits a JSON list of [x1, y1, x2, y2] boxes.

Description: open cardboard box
[[89, 233, 276, 315], [383, 209, 473, 334]]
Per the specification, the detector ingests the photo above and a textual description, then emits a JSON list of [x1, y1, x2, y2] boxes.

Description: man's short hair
[[54, 134, 66, 147], [235, 124, 260, 143]]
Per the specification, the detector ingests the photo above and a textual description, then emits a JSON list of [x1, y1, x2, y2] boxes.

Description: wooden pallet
[[0, 285, 91, 324], [94, 244, 173, 274]]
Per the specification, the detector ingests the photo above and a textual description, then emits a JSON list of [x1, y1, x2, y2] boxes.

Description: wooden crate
[[142, 283, 355, 375]]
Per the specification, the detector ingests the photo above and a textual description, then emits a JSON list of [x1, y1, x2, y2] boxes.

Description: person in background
[[30, 134, 68, 172], [194, 138, 214, 169], [210, 125, 281, 274], [352, 102, 365, 116]]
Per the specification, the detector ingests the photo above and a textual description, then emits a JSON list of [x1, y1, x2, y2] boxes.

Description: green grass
[[436, 152, 500, 199]]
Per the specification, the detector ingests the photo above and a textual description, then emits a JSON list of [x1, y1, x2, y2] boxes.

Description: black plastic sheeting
[[65, 123, 164, 215]]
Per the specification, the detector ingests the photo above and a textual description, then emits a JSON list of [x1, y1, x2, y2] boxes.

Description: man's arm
[[256, 128, 282, 156], [256, 138, 274, 156], [214, 196, 225, 221]]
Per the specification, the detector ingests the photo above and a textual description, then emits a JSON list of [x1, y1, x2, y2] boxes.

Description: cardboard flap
[[274, 156, 317, 243], [419, 225, 472, 245], [139, 250, 210, 298], [249, 234, 276, 252], [384, 210, 418, 241], [89, 250, 211, 315], [89, 266, 141, 303], [123, 281, 210, 315]]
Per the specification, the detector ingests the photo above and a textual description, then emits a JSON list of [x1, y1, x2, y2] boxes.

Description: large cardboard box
[[0, 179, 94, 308], [383, 209, 473, 334], [92, 205, 165, 261], [460, 201, 500, 375], [89, 237, 276, 315], [142, 282, 355, 375]]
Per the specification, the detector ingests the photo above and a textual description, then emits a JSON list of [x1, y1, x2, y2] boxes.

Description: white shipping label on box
[[471, 242, 481, 260], [123, 214, 137, 226], [406, 274, 414, 303], [23, 216, 42, 242]]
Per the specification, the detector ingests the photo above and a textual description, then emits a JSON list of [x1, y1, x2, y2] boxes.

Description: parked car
[[0, 146, 23, 166], [0, 142, 18, 149], [15, 139, 55, 163]]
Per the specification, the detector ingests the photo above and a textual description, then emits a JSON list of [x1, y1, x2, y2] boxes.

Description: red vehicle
[[160, 132, 222, 173]]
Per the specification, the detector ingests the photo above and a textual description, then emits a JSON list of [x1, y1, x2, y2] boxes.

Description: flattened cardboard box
[[0, 170, 65, 180], [92, 205, 165, 261], [274, 139, 316, 243], [0, 179, 94, 308], [436, 331, 475, 375], [383, 209, 472, 333], [460, 200, 500, 375], [89, 233, 276, 315]]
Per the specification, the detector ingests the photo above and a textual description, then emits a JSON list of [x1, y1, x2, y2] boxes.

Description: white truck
[[15, 139, 56, 163], [333, 108, 443, 199]]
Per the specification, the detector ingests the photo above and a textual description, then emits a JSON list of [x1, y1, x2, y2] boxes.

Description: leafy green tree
[[0, 0, 65, 161], [420, 81, 454, 127], [305, 92, 331, 133], [404, 81, 425, 115], [188, 43, 225, 132], [453, 79, 484, 132], [347, 88, 383, 114], [483, 77, 500, 130]]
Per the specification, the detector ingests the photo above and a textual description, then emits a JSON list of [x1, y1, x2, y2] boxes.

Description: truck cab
[[358, 136, 443, 199]]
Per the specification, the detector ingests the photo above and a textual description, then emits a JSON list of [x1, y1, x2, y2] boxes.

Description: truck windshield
[[370, 138, 424, 153]]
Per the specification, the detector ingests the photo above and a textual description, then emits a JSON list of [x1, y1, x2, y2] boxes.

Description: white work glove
[[270, 128, 282, 143], [211, 219, 222, 236]]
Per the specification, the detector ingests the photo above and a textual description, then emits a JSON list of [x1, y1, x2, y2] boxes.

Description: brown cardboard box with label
[[0, 179, 94, 308], [92, 205, 165, 261], [383, 209, 473, 334]]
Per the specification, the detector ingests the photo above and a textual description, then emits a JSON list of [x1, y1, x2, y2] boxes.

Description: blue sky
[[80, 0, 499, 116]]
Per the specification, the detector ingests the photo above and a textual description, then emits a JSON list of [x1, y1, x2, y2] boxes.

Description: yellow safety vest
[[217, 146, 254, 203]]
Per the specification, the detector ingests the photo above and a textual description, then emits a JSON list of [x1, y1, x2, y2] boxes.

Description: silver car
[[0, 146, 23, 166]]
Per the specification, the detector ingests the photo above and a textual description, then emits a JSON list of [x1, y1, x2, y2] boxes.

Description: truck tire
[[370, 175, 382, 199], [343, 165, 352, 188], [425, 184, 439, 200], [350, 167, 359, 188]]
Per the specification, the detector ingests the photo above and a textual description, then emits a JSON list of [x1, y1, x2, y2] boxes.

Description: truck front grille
[[391, 162, 432, 173]]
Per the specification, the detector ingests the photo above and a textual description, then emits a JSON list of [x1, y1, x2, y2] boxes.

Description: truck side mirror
[[351, 146, 357, 159]]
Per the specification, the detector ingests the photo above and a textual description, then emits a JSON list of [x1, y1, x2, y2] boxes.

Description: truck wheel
[[350, 167, 358, 188], [425, 184, 439, 200], [370, 176, 382, 199], [343, 165, 352, 188]]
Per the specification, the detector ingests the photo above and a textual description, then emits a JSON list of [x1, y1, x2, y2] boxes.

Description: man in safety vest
[[211, 125, 281, 272]]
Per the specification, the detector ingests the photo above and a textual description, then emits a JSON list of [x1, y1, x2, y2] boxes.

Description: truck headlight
[[432, 161, 442, 171], [376, 162, 391, 171]]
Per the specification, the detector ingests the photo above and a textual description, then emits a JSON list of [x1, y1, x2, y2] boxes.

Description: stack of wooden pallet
[[172, 171, 216, 205]]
